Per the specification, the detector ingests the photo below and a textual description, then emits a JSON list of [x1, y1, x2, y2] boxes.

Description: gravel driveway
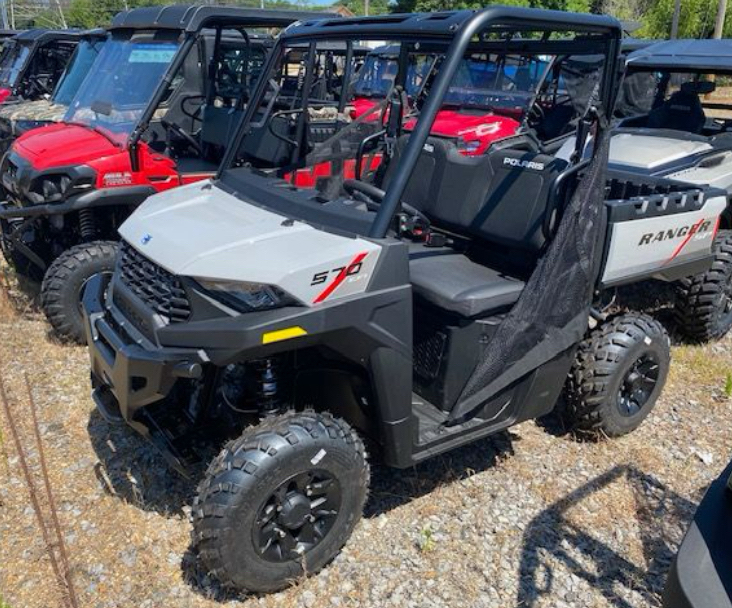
[[0, 279, 730, 608]]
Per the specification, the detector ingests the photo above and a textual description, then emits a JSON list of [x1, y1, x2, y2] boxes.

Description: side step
[[410, 394, 513, 464]]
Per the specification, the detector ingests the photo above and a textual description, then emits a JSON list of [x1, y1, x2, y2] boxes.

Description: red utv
[[287, 47, 569, 189], [0, 5, 324, 343]]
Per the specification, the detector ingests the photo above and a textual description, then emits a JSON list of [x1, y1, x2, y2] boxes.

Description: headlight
[[28, 174, 71, 204], [14, 119, 52, 135], [196, 279, 298, 312], [27, 171, 95, 204]]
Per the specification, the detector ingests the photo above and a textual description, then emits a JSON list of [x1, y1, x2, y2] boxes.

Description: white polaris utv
[[81, 8, 727, 594], [563, 39, 732, 340]]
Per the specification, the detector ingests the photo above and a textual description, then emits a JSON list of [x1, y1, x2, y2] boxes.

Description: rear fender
[[601, 189, 728, 286]]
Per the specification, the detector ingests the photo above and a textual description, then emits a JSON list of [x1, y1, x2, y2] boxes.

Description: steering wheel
[[161, 119, 202, 156], [343, 180, 429, 224], [527, 102, 546, 125], [180, 95, 205, 124]]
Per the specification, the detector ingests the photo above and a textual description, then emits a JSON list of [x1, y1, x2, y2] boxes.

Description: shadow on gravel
[[517, 465, 697, 608], [365, 430, 515, 517], [87, 410, 197, 516]]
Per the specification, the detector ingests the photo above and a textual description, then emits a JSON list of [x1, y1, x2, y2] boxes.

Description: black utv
[[0, 29, 81, 104], [0, 28, 107, 156], [82, 6, 728, 594]]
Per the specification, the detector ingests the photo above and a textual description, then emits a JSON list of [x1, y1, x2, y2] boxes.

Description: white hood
[[608, 132, 713, 170], [119, 181, 382, 306]]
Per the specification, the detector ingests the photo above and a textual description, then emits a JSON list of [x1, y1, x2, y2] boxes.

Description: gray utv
[[81, 8, 727, 593], [574, 39, 732, 341]]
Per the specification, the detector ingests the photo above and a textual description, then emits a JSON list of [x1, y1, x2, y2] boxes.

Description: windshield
[[52, 37, 105, 106], [0, 42, 30, 87], [353, 51, 433, 98], [64, 37, 179, 143], [443, 54, 549, 116], [616, 69, 732, 125]]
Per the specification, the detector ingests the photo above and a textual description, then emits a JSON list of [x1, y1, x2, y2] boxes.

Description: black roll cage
[[219, 6, 622, 238], [118, 9, 330, 171], [0, 30, 82, 91]]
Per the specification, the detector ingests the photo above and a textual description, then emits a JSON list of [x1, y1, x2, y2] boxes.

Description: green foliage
[[65, 0, 328, 28], [392, 0, 588, 16], [724, 372, 732, 399], [417, 525, 436, 552], [67, 0, 171, 29], [636, 0, 728, 38], [0, 595, 11, 608], [333, 0, 391, 15]]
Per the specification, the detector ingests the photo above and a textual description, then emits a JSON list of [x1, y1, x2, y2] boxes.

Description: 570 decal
[[312, 252, 369, 304], [311, 262, 364, 285]]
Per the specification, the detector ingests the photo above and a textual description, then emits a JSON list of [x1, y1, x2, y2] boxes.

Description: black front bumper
[[662, 459, 732, 608], [83, 273, 207, 429]]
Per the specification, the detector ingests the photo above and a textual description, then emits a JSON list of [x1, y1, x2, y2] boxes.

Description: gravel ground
[[0, 273, 731, 608]]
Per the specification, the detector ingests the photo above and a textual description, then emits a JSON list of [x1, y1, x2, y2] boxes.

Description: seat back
[[647, 86, 705, 134], [384, 135, 568, 253], [200, 105, 243, 149]]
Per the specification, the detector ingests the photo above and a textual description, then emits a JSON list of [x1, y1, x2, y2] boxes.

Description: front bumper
[[83, 273, 207, 428], [662, 459, 732, 608]]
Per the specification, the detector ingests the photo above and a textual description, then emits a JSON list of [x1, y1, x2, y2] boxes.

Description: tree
[[332, 0, 391, 15], [392, 0, 588, 15], [638, 0, 732, 38]]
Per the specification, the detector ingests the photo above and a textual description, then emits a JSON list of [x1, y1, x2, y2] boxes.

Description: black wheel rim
[[254, 470, 341, 563], [617, 353, 660, 417]]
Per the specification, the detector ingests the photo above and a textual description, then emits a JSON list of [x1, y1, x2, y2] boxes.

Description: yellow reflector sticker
[[262, 326, 308, 344]]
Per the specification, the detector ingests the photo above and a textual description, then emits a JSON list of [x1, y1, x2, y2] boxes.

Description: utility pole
[[365, 0, 370, 16], [671, 0, 681, 38], [54, 0, 67, 29], [714, 0, 728, 37], [0, 0, 8, 30]]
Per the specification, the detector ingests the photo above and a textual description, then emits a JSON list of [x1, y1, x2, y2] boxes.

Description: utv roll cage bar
[[220, 6, 622, 238], [113, 4, 332, 171], [110, 4, 324, 33], [8, 29, 82, 45]]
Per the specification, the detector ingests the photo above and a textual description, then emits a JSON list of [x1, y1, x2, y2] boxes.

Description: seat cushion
[[409, 246, 525, 317]]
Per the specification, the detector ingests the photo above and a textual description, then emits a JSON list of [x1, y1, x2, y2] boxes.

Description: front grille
[[117, 241, 191, 324]]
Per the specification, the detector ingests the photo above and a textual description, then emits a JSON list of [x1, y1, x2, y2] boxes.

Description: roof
[[289, 40, 370, 52], [284, 6, 622, 42], [621, 38, 653, 53], [12, 29, 82, 44], [626, 38, 732, 71], [79, 28, 107, 40], [110, 5, 333, 33]]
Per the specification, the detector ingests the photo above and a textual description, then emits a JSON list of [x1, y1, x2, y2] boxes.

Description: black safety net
[[449, 119, 611, 423], [614, 71, 658, 117]]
